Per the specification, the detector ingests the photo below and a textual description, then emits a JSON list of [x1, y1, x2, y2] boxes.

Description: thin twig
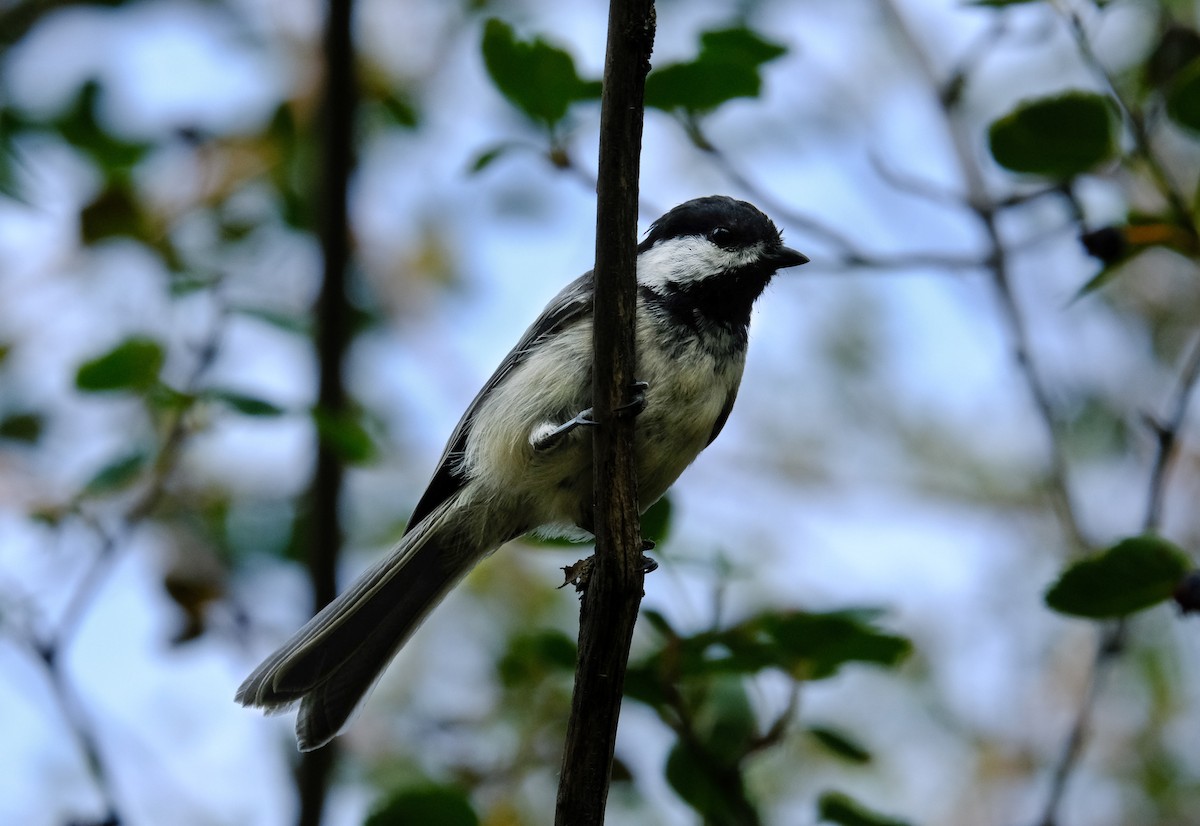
[[20, 311, 226, 826], [683, 116, 862, 255], [1034, 625, 1123, 826], [1036, 332, 1200, 825], [1053, 3, 1197, 239], [1143, 333, 1200, 534], [879, 0, 1090, 555]]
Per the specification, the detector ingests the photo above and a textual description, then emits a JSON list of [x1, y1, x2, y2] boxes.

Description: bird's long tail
[[235, 498, 492, 751]]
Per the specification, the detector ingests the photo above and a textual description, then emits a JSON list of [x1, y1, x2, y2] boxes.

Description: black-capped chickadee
[[236, 195, 809, 750]]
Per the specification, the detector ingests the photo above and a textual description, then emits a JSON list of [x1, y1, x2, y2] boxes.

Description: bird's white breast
[[461, 310, 745, 534]]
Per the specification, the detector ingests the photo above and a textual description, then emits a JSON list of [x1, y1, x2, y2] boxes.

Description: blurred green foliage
[[1046, 535, 1194, 619], [5, 1, 1200, 825]]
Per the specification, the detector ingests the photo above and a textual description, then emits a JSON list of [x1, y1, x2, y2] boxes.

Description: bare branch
[[15, 309, 227, 826], [554, 1, 656, 823], [1143, 333, 1200, 534], [879, 0, 1090, 555]]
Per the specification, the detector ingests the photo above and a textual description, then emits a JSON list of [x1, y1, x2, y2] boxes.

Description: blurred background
[[3, 0, 1200, 824]]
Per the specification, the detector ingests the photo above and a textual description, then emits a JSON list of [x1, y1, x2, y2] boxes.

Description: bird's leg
[[530, 381, 648, 451]]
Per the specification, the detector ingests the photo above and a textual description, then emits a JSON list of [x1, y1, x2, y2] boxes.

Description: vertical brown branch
[[297, 0, 355, 823], [554, 0, 655, 823]]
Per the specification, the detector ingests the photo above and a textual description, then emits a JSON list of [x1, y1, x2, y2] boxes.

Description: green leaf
[[378, 93, 419, 129], [497, 629, 577, 687], [1166, 58, 1200, 133], [646, 26, 788, 114], [808, 725, 872, 764], [84, 450, 149, 495], [364, 785, 478, 826], [0, 413, 43, 443], [312, 407, 377, 465], [1045, 535, 1193, 618], [1146, 26, 1200, 90], [627, 609, 909, 713], [665, 741, 757, 824], [80, 184, 142, 243], [988, 92, 1118, 178], [766, 610, 911, 679], [640, 495, 673, 543], [481, 19, 601, 127], [693, 676, 757, 759], [468, 141, 521, 174], [207, 390, 285, 417], [665, 743, 717, 816], [689, 609, 910, 681], [54, 80, 149, 173], [75, 337, 165, 393], [818, 790, 911, 826]]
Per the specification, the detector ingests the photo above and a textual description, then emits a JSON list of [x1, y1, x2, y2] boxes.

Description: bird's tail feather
[[235, 499, 488, 751]]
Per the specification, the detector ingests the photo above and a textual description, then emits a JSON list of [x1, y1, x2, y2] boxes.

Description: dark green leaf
[[379, 94, 419, 129], [665, 743, 716, 815], [1167, 58, 1200, 133], [1146, 25, 1200, 89], [627, 609, 909, 713], [988, 92, 1118, 178], [468, 142, 521, 173], [693, 676, 757, 759], [0, 413, 43, 443], [481, 19, 601, 127], [497, 629, 577, 687], [207, 390, 285, 417], [1045, 535, 1193, 618], [312, 407, 378, 465], [640, 495, 673, 543], [80, 185, 142, 243], [665, 742, 757, 824], [646, 27, 788, 114], [691, 609, 910, 680], [75, 337, 165, 393], [642, 608, 675, 636], [818, 790, 912, 826], [808, 726, 872, 764], [364, 785, 478, 826], [84, 450, 149, 495], [764, 611, 909, 679], [54, 80, 149, 172]]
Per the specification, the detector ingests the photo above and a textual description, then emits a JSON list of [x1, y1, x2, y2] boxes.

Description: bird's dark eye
[[708, 226, 735, 247]]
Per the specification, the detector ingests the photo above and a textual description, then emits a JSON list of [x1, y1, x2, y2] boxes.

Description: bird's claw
[[617, 381, 649, 418], [530, 381, 649, 451]]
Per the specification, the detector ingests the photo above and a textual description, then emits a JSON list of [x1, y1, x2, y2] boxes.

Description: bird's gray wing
[[404, 270, 595, 533]]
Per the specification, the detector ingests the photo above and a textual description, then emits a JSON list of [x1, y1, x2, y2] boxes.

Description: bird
[[235, 195, 809, 750]]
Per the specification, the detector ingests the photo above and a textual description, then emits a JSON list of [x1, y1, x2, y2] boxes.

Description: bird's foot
[[530, 381, 649, 451]]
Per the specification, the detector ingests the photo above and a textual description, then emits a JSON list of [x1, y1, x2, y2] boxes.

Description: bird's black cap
[[641, 196, 806, 270]]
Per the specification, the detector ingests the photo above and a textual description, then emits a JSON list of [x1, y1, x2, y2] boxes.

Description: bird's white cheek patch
[[637, 237, 768, 290]]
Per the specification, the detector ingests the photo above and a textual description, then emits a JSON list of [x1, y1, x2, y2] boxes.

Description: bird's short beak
[[770, 245, 810, 270]]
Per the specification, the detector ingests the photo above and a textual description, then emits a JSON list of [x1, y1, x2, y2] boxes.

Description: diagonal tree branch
[[554, 0, 655, 823]]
